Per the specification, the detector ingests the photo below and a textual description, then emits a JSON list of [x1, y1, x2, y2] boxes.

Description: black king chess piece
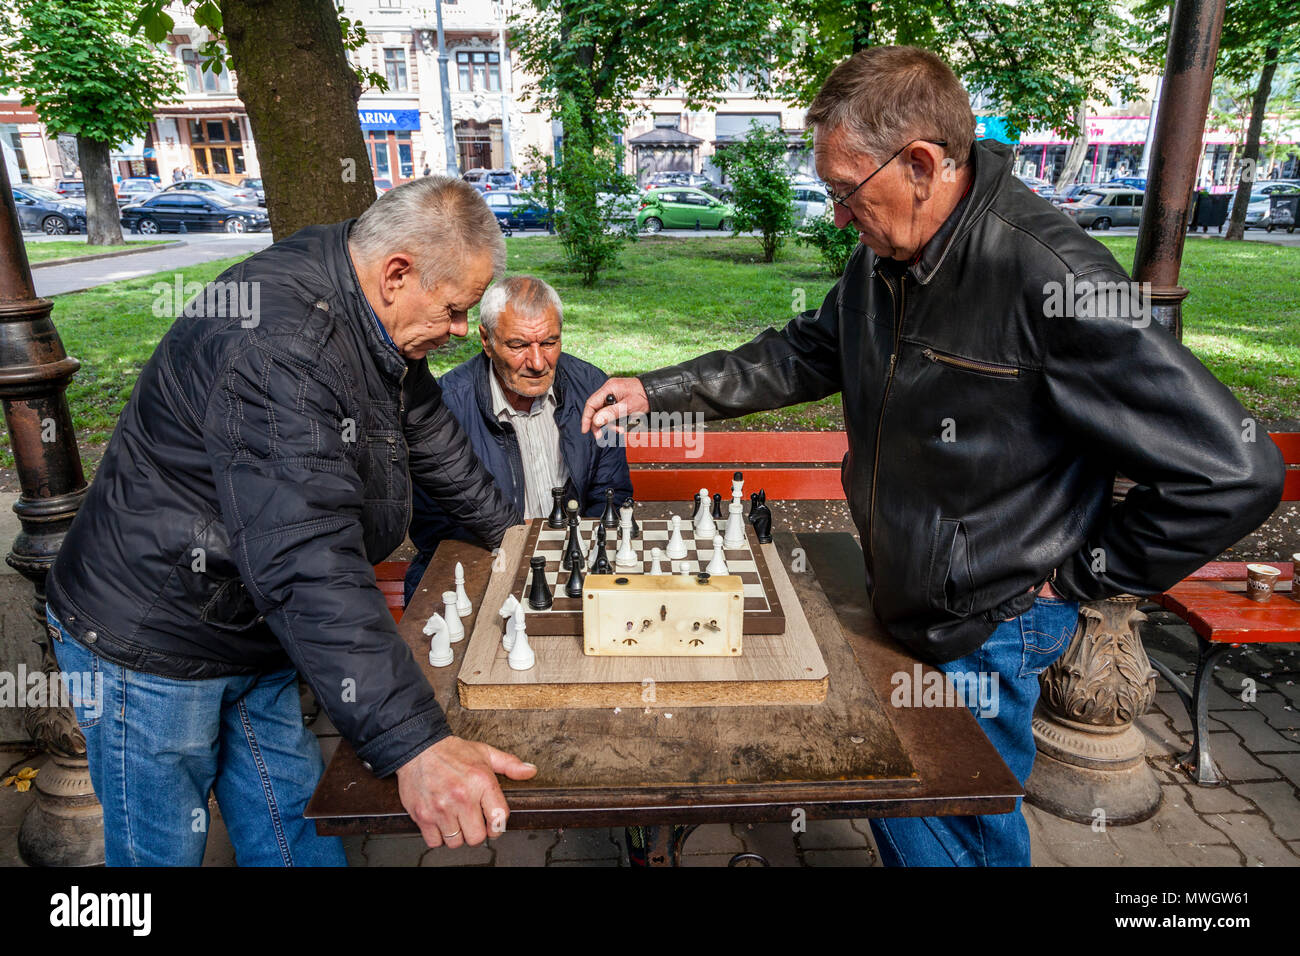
[[750, 490, 773, 544], [527, 555, 553, 610], [711, 492, 723, 520], [600, 488, 619, 529], [565, 559, 584, 598], [547, 486, 567, 529]]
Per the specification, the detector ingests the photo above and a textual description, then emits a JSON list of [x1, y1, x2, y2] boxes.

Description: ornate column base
[[18, 753, 104, 867], [1024, 595, 1162, 826]]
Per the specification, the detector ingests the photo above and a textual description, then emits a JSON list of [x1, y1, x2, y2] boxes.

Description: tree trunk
[[1055, 102, 1090, 191], [76, 136, 123, 246], [219, 0, 374, 239], [1225, 42, 1280, 241]]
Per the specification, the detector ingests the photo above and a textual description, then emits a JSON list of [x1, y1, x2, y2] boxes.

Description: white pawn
[[678, 559, 692, 576], [507, 605, 534, 671], [696, 502, 717, 539], [454, 562, 472, 617], [666, 514, 688, 560], [424, 613, 453, 667], [616, 506, 637, 569], [499, 594, 520, 652], [442, 591, 465, 643], [649, 547, 664, 575], [707, 534, 728, 575], [724, 500, 747, 549], [693, 487, 710, 531]]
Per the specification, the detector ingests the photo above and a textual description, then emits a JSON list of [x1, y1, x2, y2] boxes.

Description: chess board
[[508, 517, 786, 636]]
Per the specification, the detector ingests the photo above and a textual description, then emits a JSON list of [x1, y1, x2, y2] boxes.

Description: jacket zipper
[[922, 347, 1020, 378], [397, 367, 411, 532], [867, 271, 906, 572]]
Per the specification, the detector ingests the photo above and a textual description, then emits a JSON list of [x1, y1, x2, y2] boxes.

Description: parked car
[[1060, 188, 1145, 230], [163, 178, 260, 204], [643, 171, 715, 192], [636, 187, 735, 232], [11, 185, 85, 235], [791, 184, 829, 225], [1246, 184, 1300, 228], [240, 177, 265, 205], [1053, 183, 1107, 206], [121, 191, 270, 234], [373, 178, 394, 197], [1017, 175, 1057, 199], [116, 177, 161, 206], [55, 179, 85, 198], [1105, 176, 1148, 191], [485, 190, 553, 234], [462, 168, 518, 192]]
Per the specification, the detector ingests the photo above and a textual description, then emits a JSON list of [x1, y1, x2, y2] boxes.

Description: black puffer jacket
[[47, 220, 519, 776], [639, 141, 1285, 665]]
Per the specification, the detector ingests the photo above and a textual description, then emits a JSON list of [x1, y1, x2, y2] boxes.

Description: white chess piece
[[615, 506, 637, 568], [724, 500, 747, 549], [707, 534, 729, 575], [649, 547, 664, 575], [696, 502, 717, 539], [443, 591, 465, 643], [454, 562, 472, 617], [424, 613, 453, 667], [507, 605, 534, 671], [666, 514, 688, 560], [693, 487, 710, 531], [678, 559, 692, 576], [499, 594, 520, 652], [731, 472, 744, 505]]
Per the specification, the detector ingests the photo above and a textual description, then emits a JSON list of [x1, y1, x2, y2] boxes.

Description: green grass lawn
[[2, 233, 1295, 468], [23, 239, 171, 264]]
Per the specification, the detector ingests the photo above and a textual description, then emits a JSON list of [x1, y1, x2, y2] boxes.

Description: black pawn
[[623, 498, 640, 539], [528, 555, 553, 610], [692, 492, 703, 522], [565, 560, 584, 598], [600, 488, 618, 529], [547, 486, 566, 529], [711, 492, 723, 520]]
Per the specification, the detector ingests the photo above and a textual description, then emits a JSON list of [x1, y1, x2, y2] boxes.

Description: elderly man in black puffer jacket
[[46, 177, 533, 866]]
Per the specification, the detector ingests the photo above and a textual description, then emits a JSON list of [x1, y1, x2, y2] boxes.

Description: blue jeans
[[869, 595, 1079, 866], [47, 606, 346, 867]]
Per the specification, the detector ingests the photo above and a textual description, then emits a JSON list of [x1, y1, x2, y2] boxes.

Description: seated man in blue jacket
[[406, 275, 633, 602]]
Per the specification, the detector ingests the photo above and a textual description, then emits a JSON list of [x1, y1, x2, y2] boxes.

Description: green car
[[637, 187, 735, 232]]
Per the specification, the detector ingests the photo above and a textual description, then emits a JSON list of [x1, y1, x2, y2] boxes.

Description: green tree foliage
[[511, 0, 784, 282], [713, 121, 795, 263], [0, 0, 182, 244], [797, 208, 859, 275]]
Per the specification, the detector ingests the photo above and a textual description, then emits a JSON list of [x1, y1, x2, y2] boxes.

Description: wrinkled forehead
[[495, 299, 562, 340]]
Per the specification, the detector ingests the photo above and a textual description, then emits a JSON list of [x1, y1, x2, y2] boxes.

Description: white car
[[792, 184, 829, 225]]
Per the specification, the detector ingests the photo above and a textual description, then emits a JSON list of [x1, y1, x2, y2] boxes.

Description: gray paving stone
[[1252, 692, 1300, 732], [1255, 753, 1300, 788], [1137, 712, 1186, 756], [734, 821, 801, 866], [1148, 786, 1231, 846], [683, 822, 743, 854], [201, 808, 236, 867], [0, 826, 25, 866], [1169, 843, 1243, 866], [1108, 820, 1189, 866], [1202, 732, 1283, 782], [342, 835, 366, 866], [1025, 802, 1110, 846], [682, 853, 737, 867], [1185, 784, 1254, 815], [420, 839, 494, 866], [1232, 782, 1300, 841], [550, 858, 619, 866], [803, 848, 876, 866], [0, 788, 35, 829], [1155, 692, 1227, 736], [358, 833, 428, 866], [491, 828, 557, 867], [550, 826, 620, 861], [1057, 837, 1127, 866], [796, 817, 869, 850], [1215, 709, 1300, 752], [1202, 812, 1300, 866], [1207, 684, 1254, 712]]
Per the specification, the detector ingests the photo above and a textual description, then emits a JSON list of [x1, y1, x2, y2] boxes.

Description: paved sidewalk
[[30, 233, 273, 297]]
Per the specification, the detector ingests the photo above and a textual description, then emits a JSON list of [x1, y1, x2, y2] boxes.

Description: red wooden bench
[[373, 431, 849, 622], [1149, 432, 1300, 785]]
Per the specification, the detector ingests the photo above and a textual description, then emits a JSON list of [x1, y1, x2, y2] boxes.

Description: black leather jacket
[[639, 141, 1285, 665], [47, 221, 519, 776]]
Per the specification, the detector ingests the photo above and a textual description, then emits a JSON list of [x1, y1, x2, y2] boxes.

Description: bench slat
[[1183, 561, 1294, 582], [1271, 432, 1300, 464], [630, 467, 846, 501], [626, 431, 847, 464], [1285, 470, 1300, 502]]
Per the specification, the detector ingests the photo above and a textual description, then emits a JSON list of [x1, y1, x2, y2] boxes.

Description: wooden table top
[[306, 530, 1020, 833], [1157, 562, 1299, 644]]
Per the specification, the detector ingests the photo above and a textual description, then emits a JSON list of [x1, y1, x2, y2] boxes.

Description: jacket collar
[[897, 140, 1014, 287]]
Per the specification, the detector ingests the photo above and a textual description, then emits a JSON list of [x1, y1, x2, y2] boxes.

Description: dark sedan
[[120, 192, 270, 234], [485, 190, 553, 234], [12, 185, 86, 235]]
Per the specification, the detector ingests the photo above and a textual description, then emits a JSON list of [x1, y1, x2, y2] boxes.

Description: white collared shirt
[[488, 369, 569, 519]]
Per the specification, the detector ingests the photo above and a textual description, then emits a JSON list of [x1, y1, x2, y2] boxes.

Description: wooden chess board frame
[[458, 524, 828, 710], [509, 517, 785, 636]]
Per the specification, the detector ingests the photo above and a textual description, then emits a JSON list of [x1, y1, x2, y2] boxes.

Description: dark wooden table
[[306, 531, 1020, 863]]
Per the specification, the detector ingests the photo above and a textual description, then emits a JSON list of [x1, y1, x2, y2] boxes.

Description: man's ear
[[479, 322, 491, 352], [380, 253, 415, 304], [906, 144, 942, 202]]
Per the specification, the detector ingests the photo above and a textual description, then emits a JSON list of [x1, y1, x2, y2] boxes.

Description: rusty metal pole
[[1027, 0, 1227, 825], [0, 159, 102, 865]]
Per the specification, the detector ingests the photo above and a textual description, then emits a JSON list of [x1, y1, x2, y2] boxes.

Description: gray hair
[[479, 275, 563, 340], [349, 175, 506, 287]]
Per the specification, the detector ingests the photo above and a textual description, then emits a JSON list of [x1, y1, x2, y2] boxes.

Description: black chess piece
[[692, 492, 703, 523], [565, 560, 584, 598], [711, 492, 723, 520], [547, 486, 567, 529], [752, 494, 773, 544], [562, 500, 583, 571], [748, 489, 767, 525], [623, 498, 640, 539], [600, 488, 618, 529], [527, 555, 553, 610], [589, 525, 609, 572], [592, 542, 612, 576]]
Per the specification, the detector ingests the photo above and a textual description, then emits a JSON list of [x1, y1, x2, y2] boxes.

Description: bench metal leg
[[1149, 635, 1234, 786], [627, 825, 698, 866]]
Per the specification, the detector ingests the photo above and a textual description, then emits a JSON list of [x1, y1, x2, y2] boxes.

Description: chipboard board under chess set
[[422, 473, 830, 710]]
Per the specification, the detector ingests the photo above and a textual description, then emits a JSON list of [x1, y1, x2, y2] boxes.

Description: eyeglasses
[[824, 139, 949, 208]]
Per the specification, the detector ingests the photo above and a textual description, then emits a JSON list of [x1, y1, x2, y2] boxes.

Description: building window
[[377, 0, 402, 7], [384, 48, 409, 91], [187, 118, 244, 181], [455, 119, 502, 171], [455, 51, 500, 92], [180, 47, 231, 94], [653, 113, 681, 129]]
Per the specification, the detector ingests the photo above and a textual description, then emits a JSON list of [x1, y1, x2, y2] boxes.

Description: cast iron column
[[1027, 0, 1227, 823], [0, 159, 100, 865]]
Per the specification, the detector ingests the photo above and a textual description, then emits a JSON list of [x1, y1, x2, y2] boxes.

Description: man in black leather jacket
[[583, 48, 1285, 866], [46, 176, 533, 865]]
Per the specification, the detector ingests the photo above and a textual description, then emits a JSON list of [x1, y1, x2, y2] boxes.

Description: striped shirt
[[488, 369, 569, 519]]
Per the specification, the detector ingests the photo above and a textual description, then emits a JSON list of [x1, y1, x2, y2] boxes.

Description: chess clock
[[581, 573, 744, 657]]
